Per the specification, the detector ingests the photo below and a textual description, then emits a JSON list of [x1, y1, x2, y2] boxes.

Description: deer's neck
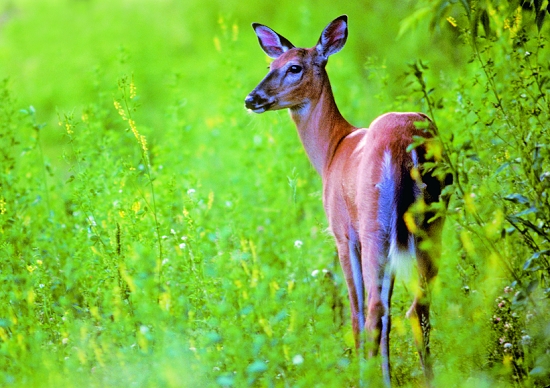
[[290, 77, 356, 175]]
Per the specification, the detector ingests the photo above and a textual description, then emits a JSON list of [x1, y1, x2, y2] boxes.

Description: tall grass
[[0, 0, 549, 387]]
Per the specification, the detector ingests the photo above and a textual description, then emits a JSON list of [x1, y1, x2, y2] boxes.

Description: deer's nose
[[244, 93, 265, 110]]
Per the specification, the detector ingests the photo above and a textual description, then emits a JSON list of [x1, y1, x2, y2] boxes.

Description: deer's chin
[[246, 101, 275, 114], [250, 107, 267, 113]]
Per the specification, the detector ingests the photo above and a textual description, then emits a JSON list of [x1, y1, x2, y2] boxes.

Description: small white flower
[[179, 243, 186, 249], [292, 354, 304, 365], [62, 338, 69, 345], [187, 189, 196, 195], [139, 325, 149, 334], [311, 269, 319, 277], [162, 258, 169, 266], [503, 342, 513, 349], [294, 240, 303, 248], [161, 235, 168, 240], [39, 284, 45, 289], [170, 229, 176, 235]]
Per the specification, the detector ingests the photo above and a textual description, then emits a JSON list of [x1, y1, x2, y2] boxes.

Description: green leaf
[[495, 162, 511, 174], [216, 375, 234, 387], [524, 250, 550, 271], [398, 6, 432, 39], [0, 318, 11, 328], [247, 360, 268, 374], [480, 9, 491, 36], [431, 1, 452, 31], [503, 193, 530, 205], [536, 10, 546, 32], [406, 135, 427, 152], [512, 207, 538, 218], [458, 0, 471, 18], [527, 279, 539, 294]]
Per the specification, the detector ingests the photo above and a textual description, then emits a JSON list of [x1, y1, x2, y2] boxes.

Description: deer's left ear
[[316, 15, 348, 63]]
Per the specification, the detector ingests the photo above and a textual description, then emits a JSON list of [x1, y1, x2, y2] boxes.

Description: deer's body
[[245, 15, 449, 386]]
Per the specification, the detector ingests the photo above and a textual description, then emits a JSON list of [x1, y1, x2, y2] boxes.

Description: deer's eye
[[288, 65, 302, 74]]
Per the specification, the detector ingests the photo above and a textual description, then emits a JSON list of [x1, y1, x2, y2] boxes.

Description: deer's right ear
[[252, 23, 295, 59]]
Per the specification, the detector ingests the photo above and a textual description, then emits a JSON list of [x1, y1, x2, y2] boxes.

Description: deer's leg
[[406, 253, 435, 382], [336, 237, 364, 350], [380, 263, 395, 387], [407, 218, 443, 383], [362, 241, 394, 387]]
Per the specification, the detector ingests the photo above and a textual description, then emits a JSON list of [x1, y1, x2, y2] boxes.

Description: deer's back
[[323, 112, 433, 241]]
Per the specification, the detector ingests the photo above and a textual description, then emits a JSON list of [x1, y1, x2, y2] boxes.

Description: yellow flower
[[130, 78, 137, 99], [446, 16, 457, 28], [129, 119, 138, 138], [139, 134, 148, 152]]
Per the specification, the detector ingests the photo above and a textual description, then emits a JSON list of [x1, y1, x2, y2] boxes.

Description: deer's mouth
[[244, 93, 275, 113]]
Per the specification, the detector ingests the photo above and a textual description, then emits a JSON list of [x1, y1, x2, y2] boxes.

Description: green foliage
[[1, 0, 549, 387], [405, 0, 550, 385]]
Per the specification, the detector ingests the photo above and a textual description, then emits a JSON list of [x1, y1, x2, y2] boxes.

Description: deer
[[244, 15, 450, 386]]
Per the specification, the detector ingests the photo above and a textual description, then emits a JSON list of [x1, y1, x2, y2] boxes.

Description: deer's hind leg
[[361, 238, 395, 387], [406, 216, 444, 382]]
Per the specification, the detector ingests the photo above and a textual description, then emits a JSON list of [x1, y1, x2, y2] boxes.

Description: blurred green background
[[0, 0, 462, 167]]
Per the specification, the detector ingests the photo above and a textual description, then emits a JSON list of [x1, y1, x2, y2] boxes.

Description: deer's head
[[245, 15, 348, 113]]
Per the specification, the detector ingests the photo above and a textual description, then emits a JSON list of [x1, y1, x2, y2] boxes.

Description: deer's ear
[[252, 23, 295, 59], [316, 15, 348, 63]]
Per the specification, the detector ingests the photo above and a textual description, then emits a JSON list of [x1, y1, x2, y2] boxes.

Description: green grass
[[1, 0, 549, 387]]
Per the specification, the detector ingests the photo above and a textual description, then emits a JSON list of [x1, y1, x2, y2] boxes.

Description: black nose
[[244, 93, 260, 109], [244, 94, 256, 109], [245, 93, 267, 110]]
